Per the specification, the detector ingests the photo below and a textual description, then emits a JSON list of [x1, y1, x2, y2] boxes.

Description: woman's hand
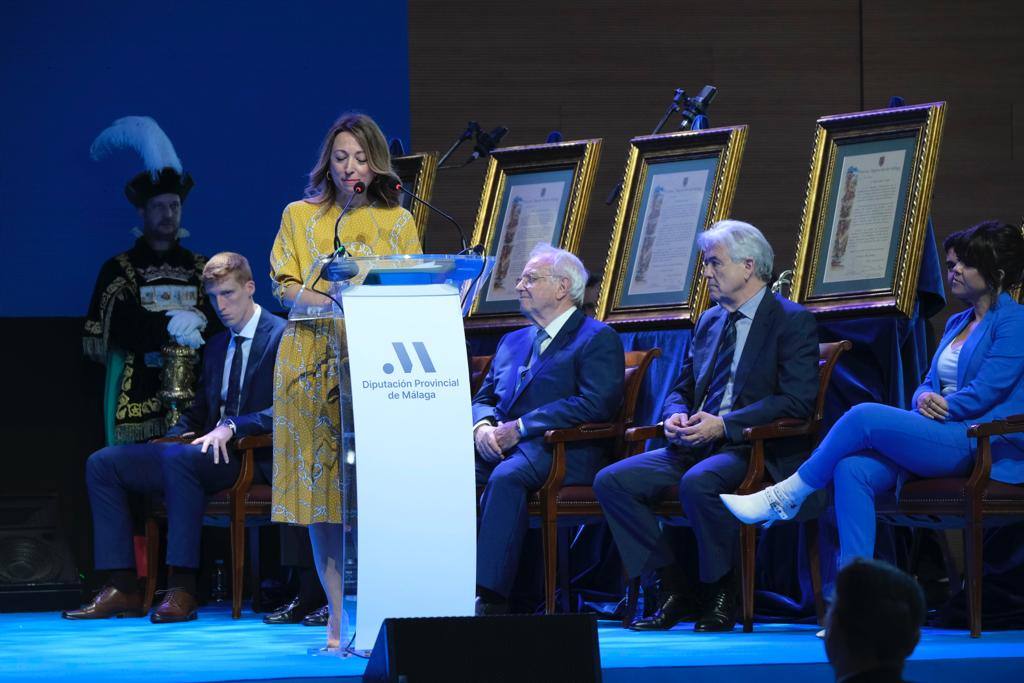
[[917, 391, 949, 420]]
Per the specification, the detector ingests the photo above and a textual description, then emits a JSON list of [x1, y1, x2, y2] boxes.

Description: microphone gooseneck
[[390, 179, 469, 252]]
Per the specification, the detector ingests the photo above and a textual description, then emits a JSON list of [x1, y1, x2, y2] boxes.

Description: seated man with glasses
[[472, 243, 624, 614]]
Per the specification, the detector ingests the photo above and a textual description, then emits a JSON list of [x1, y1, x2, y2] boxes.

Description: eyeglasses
[[515, 273, 554, 287]]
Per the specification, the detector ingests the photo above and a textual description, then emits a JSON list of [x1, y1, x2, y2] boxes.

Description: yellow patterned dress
[[270, 199, 420, 525]]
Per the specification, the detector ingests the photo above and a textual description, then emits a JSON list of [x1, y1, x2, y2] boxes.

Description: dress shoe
[[694, 582, 737, 632], [150, 588, 198, 623], [302, 604, 330, 626], [475, 597, 509, 616], [721, 485, 804, 527], [62, 586, 144, 620], [628, 593, 698, 631], [263, 596, 319, 625]]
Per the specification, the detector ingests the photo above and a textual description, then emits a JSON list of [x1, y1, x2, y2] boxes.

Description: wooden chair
[[143, 433, 272, 619], [524, 348, 662, 616], [876, 413, 1024, 637], [469, 355, 494, 396], [623, 340, 852, 631]]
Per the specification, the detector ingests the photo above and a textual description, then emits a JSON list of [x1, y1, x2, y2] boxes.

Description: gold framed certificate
[[392, 152, 439, 243], [466, 139, 602, 329], [595, 126, 747, 327], [790, 102, 946, 317]]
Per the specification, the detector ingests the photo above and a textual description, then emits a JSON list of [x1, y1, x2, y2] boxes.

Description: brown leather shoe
[[63, 585, 145, 619], [150, 588, 198, 623]]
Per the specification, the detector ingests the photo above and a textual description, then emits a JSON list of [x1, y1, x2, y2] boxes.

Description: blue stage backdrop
[[0, 1, 410, 317]]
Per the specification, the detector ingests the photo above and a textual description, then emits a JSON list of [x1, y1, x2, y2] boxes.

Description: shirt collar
[[233, 304, 262, 341], [540, 306, 577, 341], [735, 286, 767, 321]]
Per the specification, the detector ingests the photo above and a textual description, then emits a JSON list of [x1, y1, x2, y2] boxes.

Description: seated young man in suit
[[593, 220, 819, 632], [65, 252, 287, 623], [473, 243, 624, 615]]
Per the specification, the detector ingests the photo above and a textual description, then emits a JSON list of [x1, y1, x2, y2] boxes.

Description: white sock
[[773, 472, 815, 508]]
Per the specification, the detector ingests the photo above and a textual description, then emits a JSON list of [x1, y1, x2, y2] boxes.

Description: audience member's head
[[825, 558, 926, 681], [957, 220, 1024, 293], [516, 243, 588, 325]]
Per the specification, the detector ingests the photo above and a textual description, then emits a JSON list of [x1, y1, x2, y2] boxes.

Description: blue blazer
[[166, 308, 287, 439], [472, 309, 625, 484], [912, 292, 1024, 477], [662, 291, 820, 481]]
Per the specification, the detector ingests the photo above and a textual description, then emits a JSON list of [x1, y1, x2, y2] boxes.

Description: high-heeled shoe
[[720, 485, 804, 526]]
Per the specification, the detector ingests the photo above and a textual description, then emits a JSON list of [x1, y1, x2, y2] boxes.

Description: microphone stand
[[393, 181, 469, 252], [437, 121, 481, 168], [606, 88, 687, 205]]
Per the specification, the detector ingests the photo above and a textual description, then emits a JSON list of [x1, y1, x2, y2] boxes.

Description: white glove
[[174, 328, 206, 349], [165, 308, 207, 337]]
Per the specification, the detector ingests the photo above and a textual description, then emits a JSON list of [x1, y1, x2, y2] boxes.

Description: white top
[[935, 340, 961, 396]]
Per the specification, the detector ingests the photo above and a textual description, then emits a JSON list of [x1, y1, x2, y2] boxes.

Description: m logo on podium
[[383, 341, 436, 374]]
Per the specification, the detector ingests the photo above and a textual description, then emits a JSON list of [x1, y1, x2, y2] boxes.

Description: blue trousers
[[797, 403, 974, 567], [86, 441, 243, 570], [593, 446, 748, 583]]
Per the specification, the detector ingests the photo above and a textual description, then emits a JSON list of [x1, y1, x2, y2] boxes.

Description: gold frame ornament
[[595, 126, 747, 327], [391, 152, 439, 243], [466, 138, 602, 329], [790, 102, 946, 318]]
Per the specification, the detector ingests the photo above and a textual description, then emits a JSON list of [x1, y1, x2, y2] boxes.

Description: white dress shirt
[[220, 304, 262, 417]]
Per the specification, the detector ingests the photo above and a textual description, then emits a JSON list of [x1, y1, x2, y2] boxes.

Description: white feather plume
[[90, 116, 182, 177]]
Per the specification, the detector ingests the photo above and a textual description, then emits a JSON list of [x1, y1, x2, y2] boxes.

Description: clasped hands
[[474, 421, 522, 463], [663, 411, 725, 447], [916, 391, 949, 421]]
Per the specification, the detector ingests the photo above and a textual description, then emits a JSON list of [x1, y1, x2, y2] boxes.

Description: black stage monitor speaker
[[362, 614, 602, 682]]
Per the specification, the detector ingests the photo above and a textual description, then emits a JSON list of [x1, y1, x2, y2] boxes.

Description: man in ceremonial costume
[[66, 253, 286, 622], [594, 220, 819, 632], [83, 116, 217, 444], [473, 243, 624, 614]]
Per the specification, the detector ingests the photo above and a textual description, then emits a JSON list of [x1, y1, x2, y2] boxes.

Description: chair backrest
[[621, 349, 662, 429], [469, 355, 494, 396], [813, 340, 853, 425]]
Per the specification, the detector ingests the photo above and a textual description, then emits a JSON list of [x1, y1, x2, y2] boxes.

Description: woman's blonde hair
[[304, 113, 400, 207]]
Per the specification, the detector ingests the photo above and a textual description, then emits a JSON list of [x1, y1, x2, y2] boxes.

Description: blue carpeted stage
[[2, 605, 1022, 682]]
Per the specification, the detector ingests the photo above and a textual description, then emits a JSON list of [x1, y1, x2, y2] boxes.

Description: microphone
[[321, 180, 365, 281], [679, 85, 717, 130], [387, 178, 470, 252], [466, 126, 508, 164]]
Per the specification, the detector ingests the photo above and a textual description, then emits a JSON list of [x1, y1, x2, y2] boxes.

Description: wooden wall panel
[[409, 0, 1023, 329]]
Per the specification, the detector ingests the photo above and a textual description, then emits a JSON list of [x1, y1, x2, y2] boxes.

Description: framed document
[[595, 126, 747, 327], [466, 139, 602, 329], [790, 102, 946, 317], [392, 152, 439, 242]]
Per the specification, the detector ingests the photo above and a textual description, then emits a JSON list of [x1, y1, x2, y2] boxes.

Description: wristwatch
[[216, 418, 237, 436]]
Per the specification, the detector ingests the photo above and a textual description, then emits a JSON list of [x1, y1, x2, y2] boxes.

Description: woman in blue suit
[[721, 221, 1024, 567]]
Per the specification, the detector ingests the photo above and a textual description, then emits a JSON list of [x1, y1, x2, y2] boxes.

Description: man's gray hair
[[697, 220, 774, 283], [529, 242, 588, 306]]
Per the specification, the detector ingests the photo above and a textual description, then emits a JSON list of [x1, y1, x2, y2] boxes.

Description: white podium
[[290, 253, 493, 652]]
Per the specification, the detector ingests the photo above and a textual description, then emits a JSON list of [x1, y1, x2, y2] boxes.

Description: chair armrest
[[742, 418, 815, 442], [624, 423, 663, 443], [544, 422, 618, 445], [967, 413, 1024, 438], [236, 433, 273, 450], [151, 436, 192, 444]]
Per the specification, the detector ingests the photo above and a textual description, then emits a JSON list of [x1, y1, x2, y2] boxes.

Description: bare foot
[[327, 609, 341, 650]]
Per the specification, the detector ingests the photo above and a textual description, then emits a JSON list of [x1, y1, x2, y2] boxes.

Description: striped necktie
[[701, 310, 743, 416], [516, 328, 549, 391]]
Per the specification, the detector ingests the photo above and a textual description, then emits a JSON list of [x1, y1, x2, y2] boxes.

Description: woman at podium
[[269, 113, 420, 649]]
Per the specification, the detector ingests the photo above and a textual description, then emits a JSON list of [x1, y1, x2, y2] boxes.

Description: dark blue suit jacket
[[166, 308, 287, 440], [663, 291, 819, 481], [472, 308, 625, 484]]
